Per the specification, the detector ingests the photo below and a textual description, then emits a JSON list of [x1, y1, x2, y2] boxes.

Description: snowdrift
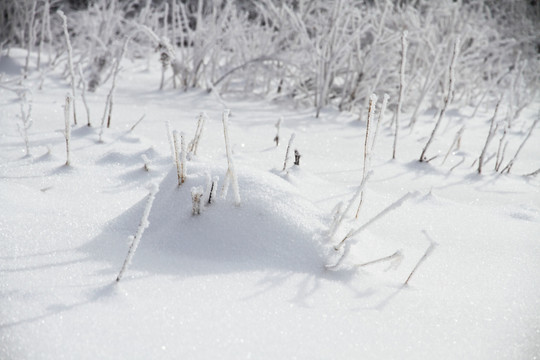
[[84, 161, 331, 278]]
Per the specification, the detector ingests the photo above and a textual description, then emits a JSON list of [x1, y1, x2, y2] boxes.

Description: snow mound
[[87, 162, 331, 277]]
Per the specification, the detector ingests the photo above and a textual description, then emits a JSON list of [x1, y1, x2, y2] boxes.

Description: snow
[[1, 49, 540, 359]]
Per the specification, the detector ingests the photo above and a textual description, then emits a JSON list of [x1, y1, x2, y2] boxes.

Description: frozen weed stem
[[220, 109, 241, 206], [282, 133, 296, 171], [191, 186, 204, 215], [63, 94, 72, 166], [57, 10, 77, 125], [393, 30, 407, 160], [419, 37, 460, 162], [173, 130, 187, 186], [116, 184, 159, 282]]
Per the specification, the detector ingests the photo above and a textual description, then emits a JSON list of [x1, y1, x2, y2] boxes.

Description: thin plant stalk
[[500, 114, 539, 174], [393, 30, 407, 159], [478, 97, 502, 174], [221, 109, 241, 206], [283, 133, 296, 171], [57, 10, 77, 125], [419, 37, 460, 162], [116, 184, 159, 282], [77, 64, 91, 126], [64, 94, 72, 166]]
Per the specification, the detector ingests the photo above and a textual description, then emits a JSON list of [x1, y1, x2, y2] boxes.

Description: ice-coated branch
[[393, 30, 407, 159], [327, 171, 373, 242], [442, 125, 465, 165], [404, 231, 438, 286], [173, 130, 186, 185], [478, 97, 502, 174], [500, 113, 539, 174], [328, 191, 418, 269], [116, 183, 159, 282], [356, 94, 378, 218], [282, 133, 296, 171], [371, 93, 389, 154], [419, 37, 461, 162], [63, 93, 72, 166], [274, 117, 282, 146], [77, 64, 91, 127], [18, 94, 33, 157], [57, 10, 77, 125], [221, 109, 241, 206], [188, 112, 207, 156], [106, 37, 130, 129]]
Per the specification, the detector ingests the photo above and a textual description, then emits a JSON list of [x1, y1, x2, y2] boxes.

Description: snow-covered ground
[[1, 50, 539, 359]]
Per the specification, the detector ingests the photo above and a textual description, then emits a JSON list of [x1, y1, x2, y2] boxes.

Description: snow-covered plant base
[[1, 49, 539, 359]]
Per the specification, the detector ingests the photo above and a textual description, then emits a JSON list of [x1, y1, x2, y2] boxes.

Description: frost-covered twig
[[106, 38, 130, 129], [18, 94, 33, 157], [393, 30, 407, 160], [130, 115, 146, 132], [188, 112, 207, 156], [327, 191, 417, 269], [282, 133, 296, 171], [478, 98, 502, 174], [327, 171, 372, 243], [57, 10, 77, 125], [371, 93, 389, 154], [419, 37, 460, 162], [63, 94, 72, 166], [221, 109, 241, 206], [442, 125, 465, 165], [355, 250, 403, 269], [404, 231, 437, 286], [208, 176, 219, 204], [173, 130, 186, 185], [356, 94, 378, 218], [500, 114, 539, 174], [77, 64, 91, 127], [191, 186, 204, 215], [274, 117, 282, 146], [116, 183, 159, 282], [166, 121, 175, 165]]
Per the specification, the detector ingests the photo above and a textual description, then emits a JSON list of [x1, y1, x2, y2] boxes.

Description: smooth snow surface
[[1, 50, 540, 359]]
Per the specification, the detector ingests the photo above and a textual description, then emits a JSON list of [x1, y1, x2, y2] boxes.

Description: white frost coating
[[328, 191, 419, 269], [393, 30, 407, 159], [221, 109, 241, 206], [191, 186, 204, 215], [166, 121, 175, 165], [328, 171, 372, 242], [337, 191, 418, 251], [116, 183, 159, 282], [180, 131, 187, 183], [282, 133, 296, 171], [371, 93, 389, 154], [57, 10, 77, 125], [64, 93, 72, 166]]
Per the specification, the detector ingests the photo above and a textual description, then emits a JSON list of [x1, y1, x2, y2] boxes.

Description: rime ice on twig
[[274, 117, 282, 146], [191, 186, 204, 215], [419, 37, 461, 162], [282, 133, 296, 171], [221, 110, 241, 206], [63, 94, 72, 166], [116, 184, 159, 282], [393, 30, 407, 160], [404, 231, 438, 286], [327, 191, 418, 269], [57, 10, 77, 125]]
